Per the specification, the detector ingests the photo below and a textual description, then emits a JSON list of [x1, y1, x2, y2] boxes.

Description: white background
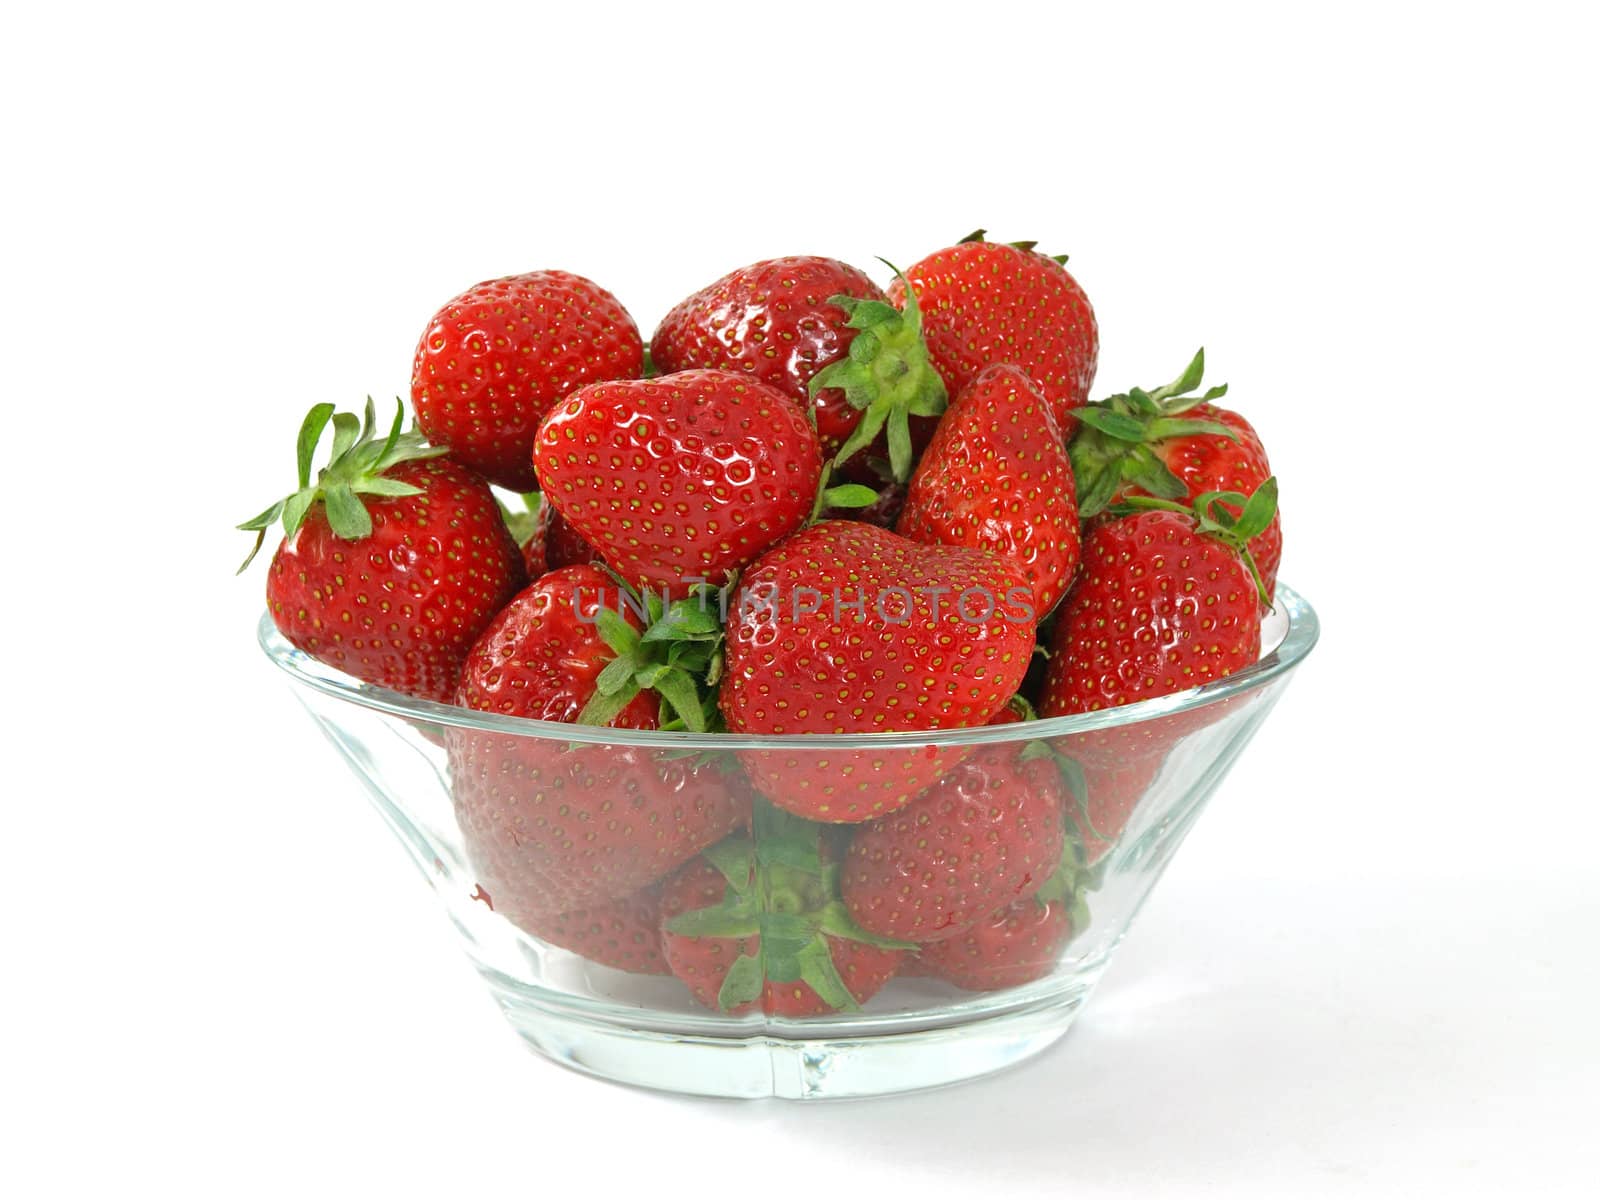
[[4, 2, 1596, 1196]]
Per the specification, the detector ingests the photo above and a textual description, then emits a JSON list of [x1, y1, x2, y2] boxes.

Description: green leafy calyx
[[236, 397, 446, 572], [957, 228, 1068, 264], [1069, 348, 1235, 519], [575, 580, 727, 733], [1020, 741, 1115, 843], [664, 801, 914, 1013], [809, 259, 947, 483], [1109, 476, 1279, 606], [1007, 693, 1040, 722], [1033, 829, 1088, 907]]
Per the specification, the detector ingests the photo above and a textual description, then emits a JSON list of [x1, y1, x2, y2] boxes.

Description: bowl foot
[[485, 983, 1085, 1099]]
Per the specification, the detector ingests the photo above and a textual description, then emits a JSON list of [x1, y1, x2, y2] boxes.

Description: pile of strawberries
[[242, 232, 1282, 1015]]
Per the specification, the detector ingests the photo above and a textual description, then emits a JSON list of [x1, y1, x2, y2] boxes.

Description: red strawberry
[[841, 710, 1066, 942], [453, 735, 753, 921], [915, 892, 1080, 992], [534, 369, 823, 591], [238, 400, 524, 703], [896, 362, 1081, 616], [651, 257, 947, 481], [1047, 747, 1163, 866], [544, 504, 601, 570], [520, 528, 548, 577], [411, 270, 644, 491], [657, 858, 749, 1010], [453, 564, 659, 725], [523, 885, 670, 976], [1037, 482, 1276, 721], [449, 565, 749, 917], [1069, 349, 1281, 600], [915, 835, 1090, 991], [653, 257, 871, 450], [501, 497, 550, 577], [888, 231, 1098, 436], [720, 521, 1038, 821], [507, 499, 600, 580], [658, 806, 909, 1016]]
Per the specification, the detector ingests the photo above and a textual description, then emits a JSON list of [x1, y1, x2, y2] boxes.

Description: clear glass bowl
[[259, 584, 1318, 1099]]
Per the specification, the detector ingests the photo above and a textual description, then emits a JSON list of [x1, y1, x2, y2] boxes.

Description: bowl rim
[[258, 582, 1318, 749]]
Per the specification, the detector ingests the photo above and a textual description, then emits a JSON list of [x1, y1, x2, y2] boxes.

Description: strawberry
[[500, 496, 550, 577], [238, 400, 524, 703], [453, 736, 753, 921], [914, 892, 1081, 992], [544, 504, 601, 570], [888, 231, 1098, 436], [534, 369, 824, 591], [657, 859, 748, 1009], [1070, 753, 1161, 866], [522, 884, 670, 976], [896, 363, 1081, 616], [658, 804, 909, 1016], [520, 518, 549, 577], [720, 521, 1038, 821], [411, 270, 644, 491], [914, 835, 1090, 991], [1069, 349, 1281, 600], [453, 564, 661, 726], [841, 709, 1066, 942], [1037, 481, 1277, 722], [449, 565, 749, 917], [651, 256, 947, 479], [505, 498, 600, 580], [1037, 745, 1162, 867]]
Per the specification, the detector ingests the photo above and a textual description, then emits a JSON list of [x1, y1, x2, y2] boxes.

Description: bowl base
[[486, 982, 1085, 1100]]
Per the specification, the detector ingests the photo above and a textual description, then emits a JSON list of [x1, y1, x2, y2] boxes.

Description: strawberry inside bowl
[[256, 582, 1316, 1099]]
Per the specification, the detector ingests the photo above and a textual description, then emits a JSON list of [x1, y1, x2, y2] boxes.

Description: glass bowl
[[259, 583, 1318, 1099]]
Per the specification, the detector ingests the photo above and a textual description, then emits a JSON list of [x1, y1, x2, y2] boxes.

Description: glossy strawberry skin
[[534, 369, 823, 592], [896, 363, 1081, 616], [411, 271, 644, 492], [523, 885, 670, 976], [1134, 403, 1281, 601], [720, 522, 1037, 821], [842, 731, 1066, 943], [915, 894, 1075, 992], [889, 241, 1097, 436], [1039, 509, 1262, 718], [651, 257, 886, 457], [453, 565, 653, 724], [265, 456, 524, 704], [449, 566, 750, 918], [657, 858, 904, 1017]]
